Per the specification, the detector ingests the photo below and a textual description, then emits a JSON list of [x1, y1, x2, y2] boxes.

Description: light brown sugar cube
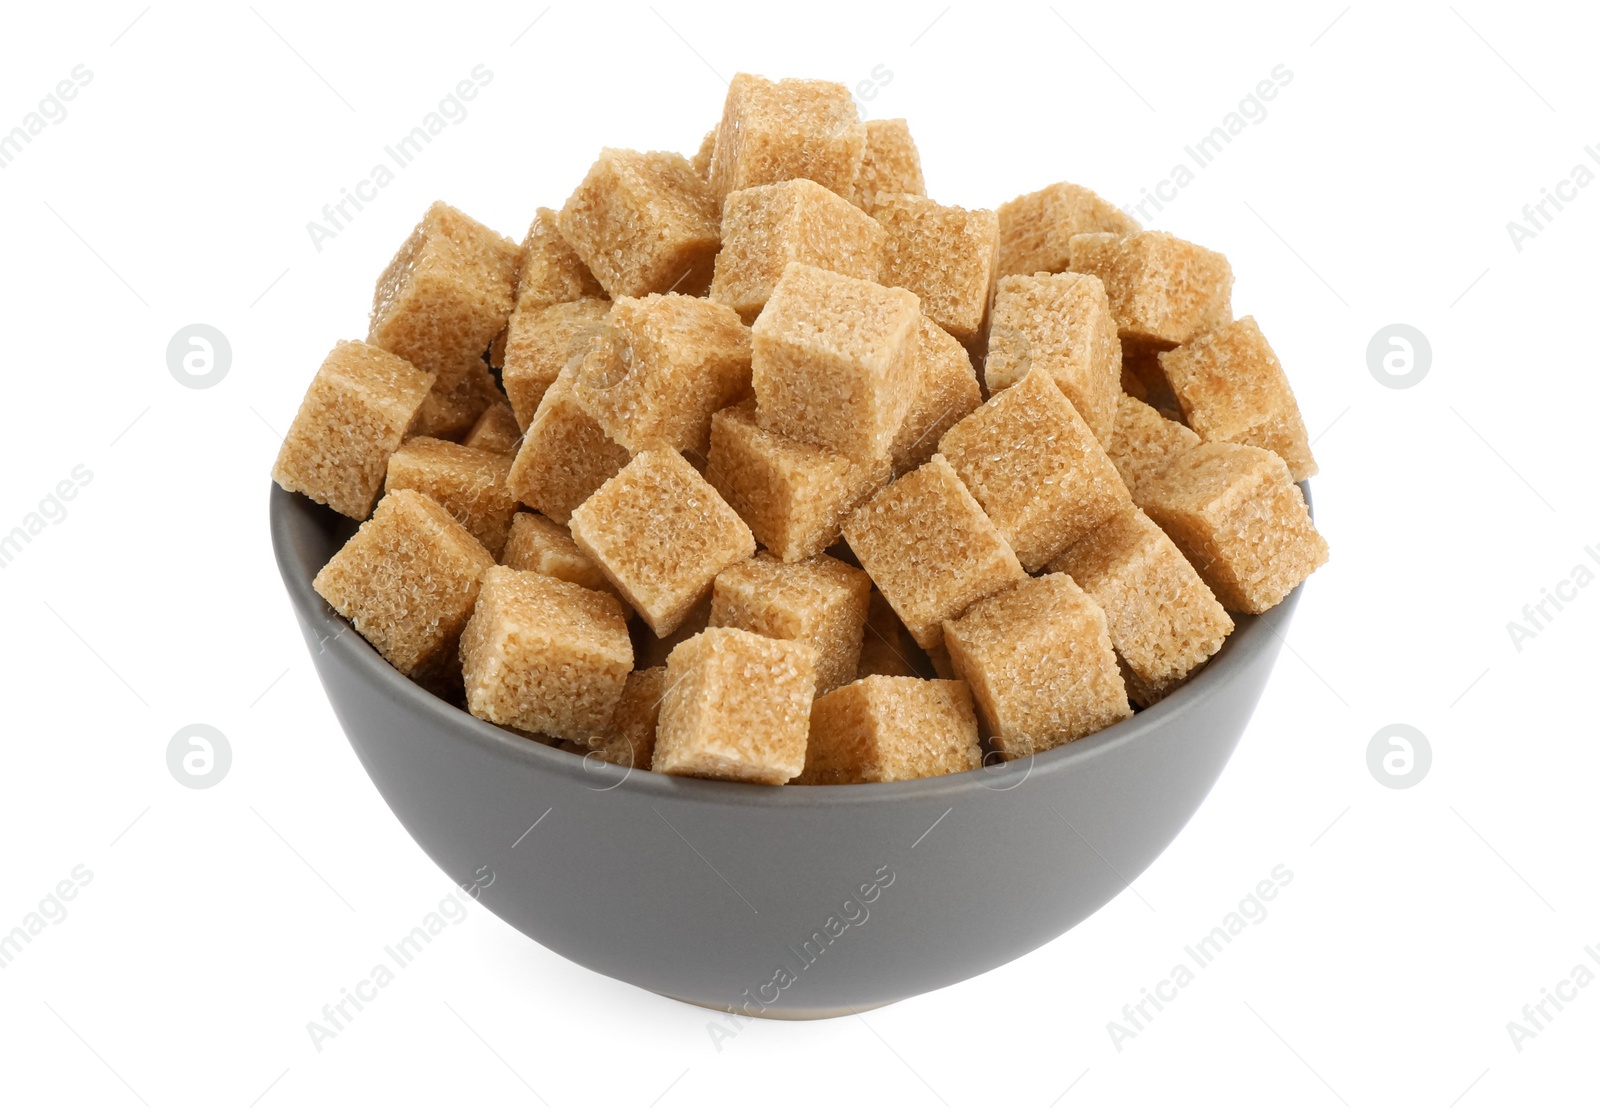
[[1157, 316, 1317, 481], [874, 195, 999, 348], [272, 340, 435, 519], [1108, 394, 1200, 498], [705, 401, 890, 563], [506, 370, 631, 525], [1139, 442, 1327, 613], [501, 511, 624, 603], [796, 677, 981, 785], [937, 369, 1131, 571], [459, 567, 633, 742], [587, 666, 668, 768], [851, 118, 925, 214], [570, 293, 751, 456], [984, 271, 1121, 446], [707, 74, 866, 209], [996, 182, 1138, 278], [1048, 506, 1233, 707], [312, 489, 495, 679], [559, 148, 721, 299], [385, 437, 518, 557], [887, 317, 982, 476], [502, 298, 611, 430], [653, 627, 817, 784], [462, 400, 523, 455], [569, 448, 756, 637], [710, 552, 871, 693], [513, 207, 606, 316], [1068, 230, 1233, 349], [751, 262, 921, 459], [856, 587, 923, 679], [710, 178, 886, 323], [941, 572, 1131, 758], [841, 454, 1025, 648], [409, 356, 504, 440]]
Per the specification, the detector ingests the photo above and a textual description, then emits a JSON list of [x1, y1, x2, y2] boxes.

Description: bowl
[[270, 482, 1306, 1018]]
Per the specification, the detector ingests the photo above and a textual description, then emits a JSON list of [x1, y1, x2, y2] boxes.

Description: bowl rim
[[270, 481, 1309, 809]]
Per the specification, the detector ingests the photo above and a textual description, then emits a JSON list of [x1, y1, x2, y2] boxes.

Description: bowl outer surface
[[270, 484, 1301, 1015]]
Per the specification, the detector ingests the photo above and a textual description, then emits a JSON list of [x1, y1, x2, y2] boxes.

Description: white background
[[1, 2, 1595, 1110]]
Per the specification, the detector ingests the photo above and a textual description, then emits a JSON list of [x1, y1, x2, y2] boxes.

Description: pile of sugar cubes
[[273, 73, 1328, 786]]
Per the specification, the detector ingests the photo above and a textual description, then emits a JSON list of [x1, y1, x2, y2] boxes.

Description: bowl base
[[663, 992, 901, 1021]]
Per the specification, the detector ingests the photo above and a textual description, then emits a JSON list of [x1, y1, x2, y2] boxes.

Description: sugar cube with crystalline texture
[[1068, 230, 1233, 350], [368, 202, 520, 388], [1108, 393, 1201, 498], [856, 588, 922, 678], [707, 74, 866, 210], [710, 552, 871, 693], [272, 340, 435, 519], [513, 207, 606, 316], [1139, 442, 1327, 613], [653, 627, 816, 784], [888, 317, 982, 476], [570, 293, 752, 457], [569, 448, 756, 637], [506, 370, 631, 525], [851, 118, 925, 215], [384, 437, 518, 557], [587, 666, 668, 768], [462, 400, 522, 455], [1156, 316, 1317, 482], [751, 262, 922, 460], [983, 271, 1121, 445], [942, 572, 1131, 759], [312, 489, 495, 681], [938, 369, 1131, 572], [501, 510, 625, 605], [710, 179, 886, 323], [459, 567, 633, 742], [842, 454, 1026, 648], [705, 400, 890, 563], [796, 676, 981, 785], [409, 356, 503, 440], [502, 298, 611, 430], [995, 182, 1140, 279], [558, 149, 721, 299], [873, 195, 999, 348], [690, 128, 717, 178], [1048, 506, 1233, 707]]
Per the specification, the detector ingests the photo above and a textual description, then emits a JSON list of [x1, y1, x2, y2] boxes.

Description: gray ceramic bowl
[[270, 482, 1306, 1018]]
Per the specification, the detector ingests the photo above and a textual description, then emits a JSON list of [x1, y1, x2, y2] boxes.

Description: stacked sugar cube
[[272, 72, 1328, 786]]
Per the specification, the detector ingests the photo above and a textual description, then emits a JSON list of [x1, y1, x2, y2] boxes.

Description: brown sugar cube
[[710, 552, 871, 693], [570, 293, 752, 457], [796, 676, 981, 785], [705, 400, 890, 563], [751, 262, 922, 459], [385, 437, 518, 557], [459, 567, 633, 742], [996, 182, 1139, 279], [707, 74, 866, 210], [1156, 316, 1317, 482], [569, 448, 756, 637], [500, 510, 626, 603], [842, 454, 1026, 648], [690, 128, 717, 178], [587, 666, 668, 768], [559, 149, 721, 300], [984, 271, 1121, 446], [1109, 393, 1200, 498], [874, 195, 999, 348], [1068, 230, 1233, 350], [942, 572, 1131, 758], [409, 356, 503, 440], [653, 627, 816, 784], [272, 340, 434, 519], [1048, 506, 1233, 707], [312, 489, 495, 679], [1140, 442, 1327, 613], [888, 317, 982, 475], [462, 400, 522, 455], [856, 587, 923, 678], [502, 298, 612, 430], [506, 370, 630, 525], [851, 119, 925, 214], [513, 207, 606, 316], [632, 592, 713, 670], [937, 369, 1131, 571], [710, 179, 886, 323]]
